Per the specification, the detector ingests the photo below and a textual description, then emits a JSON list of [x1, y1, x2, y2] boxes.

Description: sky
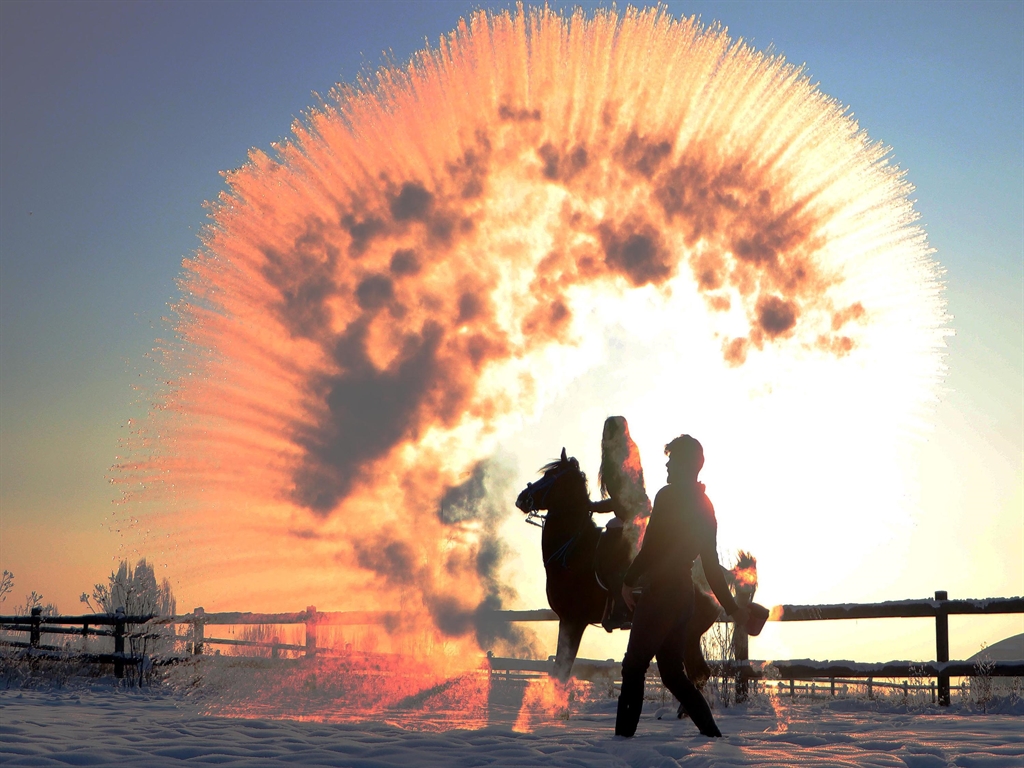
[[1, 0, 1021, 666]]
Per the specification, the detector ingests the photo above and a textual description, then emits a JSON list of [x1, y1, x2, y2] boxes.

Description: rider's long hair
[[599, 416, 651, 521]]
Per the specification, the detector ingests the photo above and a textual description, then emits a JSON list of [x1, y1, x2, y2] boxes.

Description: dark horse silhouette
[[516, 449, 722, 684]]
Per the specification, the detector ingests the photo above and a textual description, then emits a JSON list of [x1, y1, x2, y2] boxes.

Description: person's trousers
[[615, 580, 721, 737]]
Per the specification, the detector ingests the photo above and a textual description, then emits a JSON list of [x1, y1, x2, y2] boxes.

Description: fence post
[[789, 679, 794, 697], [733, 590, 751, 703], [272, 636, 280, 660], [29, 607, 42, 649], [935, 590, 950, 706], [192, 607, 205, 655], [113, 607, 125, 679], [305, 605, 317, 658], [867, 677, 873, 699]]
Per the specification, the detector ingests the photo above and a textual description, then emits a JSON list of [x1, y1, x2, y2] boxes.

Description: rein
[[541, 506, 594, 569], [544, 533, 578, 568]]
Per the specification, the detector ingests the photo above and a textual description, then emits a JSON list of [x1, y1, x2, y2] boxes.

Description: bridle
[[516, 449, 588, 533]]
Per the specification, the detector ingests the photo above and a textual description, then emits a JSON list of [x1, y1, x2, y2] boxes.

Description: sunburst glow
[[116, 5, 947, 720]]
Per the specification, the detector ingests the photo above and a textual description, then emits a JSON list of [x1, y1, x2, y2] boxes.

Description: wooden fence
[[762, 591, 1024, 705], [0, 607, 160, 678], [2, 592, 1021, 706]]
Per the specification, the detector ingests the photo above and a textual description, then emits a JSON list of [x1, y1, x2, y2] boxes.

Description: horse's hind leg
[[683, 589, 718, 689], [551, 620, 587, 684], [675, 589, 719, 720]]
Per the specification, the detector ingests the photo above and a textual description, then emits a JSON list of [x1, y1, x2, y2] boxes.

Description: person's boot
[[692, 715, 723, 737], [662, 664, 723, 738], [615, 674, 644, 737], [677, 691, 722, 737]]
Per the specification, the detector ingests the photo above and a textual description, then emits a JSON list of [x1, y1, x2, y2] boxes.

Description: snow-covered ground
[[2, 683, 1022, 767]]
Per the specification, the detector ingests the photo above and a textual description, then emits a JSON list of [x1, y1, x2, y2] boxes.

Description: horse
[[516, 448, 723, 685]]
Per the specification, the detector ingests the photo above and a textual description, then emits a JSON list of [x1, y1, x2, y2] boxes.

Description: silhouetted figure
[[516, 448, 614, 682], [593, 416, 651, 631], [516, 439, 738, 687], [615, 435, 748, 738]]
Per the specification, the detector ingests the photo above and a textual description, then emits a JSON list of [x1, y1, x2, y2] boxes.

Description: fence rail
[[773, 596, 1024, 621], [0, 607, 157, 678], [765, 591, 1023, 705], [2, 591, 1020, 704]]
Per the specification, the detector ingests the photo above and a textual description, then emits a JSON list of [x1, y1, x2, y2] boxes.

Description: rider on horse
[[593, 416, 651, 631]]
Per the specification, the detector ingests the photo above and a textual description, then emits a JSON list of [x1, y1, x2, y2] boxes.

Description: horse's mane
[[539, 458, 565, 475], [538, 457, 589, 493]]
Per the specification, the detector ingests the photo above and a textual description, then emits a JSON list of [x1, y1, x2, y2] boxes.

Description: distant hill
[[968, 633, 1024, 661]]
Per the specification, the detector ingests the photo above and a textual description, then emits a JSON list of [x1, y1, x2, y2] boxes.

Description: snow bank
[[2, 684, 1022, 767]]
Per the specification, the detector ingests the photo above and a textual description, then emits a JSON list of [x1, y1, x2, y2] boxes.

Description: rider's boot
[[597, 522, 633, 632], [595, 522, 623, 584]]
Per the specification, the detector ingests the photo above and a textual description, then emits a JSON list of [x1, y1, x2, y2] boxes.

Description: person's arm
[[693, 493, 746, 621], [590, 498, 616, 514], [622, 546, 652, 589], [698, 545, 741, 617]]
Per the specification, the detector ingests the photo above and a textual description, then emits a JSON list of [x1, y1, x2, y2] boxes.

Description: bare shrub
[[968, 653, 996, 711], [233, 624, 276, 658], [700, 614, 735, 708], [0, 570, 13, 604], [0, 645, 27, 689], [15, 591, 58, 617], [0, 578, 67, 688]]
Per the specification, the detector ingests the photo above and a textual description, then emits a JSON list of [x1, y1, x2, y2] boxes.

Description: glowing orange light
[[512, 676, 591, 732], [731, 550, 758, 591], [115, 3, 946, 723]]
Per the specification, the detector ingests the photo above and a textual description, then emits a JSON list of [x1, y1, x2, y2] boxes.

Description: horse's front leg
[[551, 619, 587, 684]]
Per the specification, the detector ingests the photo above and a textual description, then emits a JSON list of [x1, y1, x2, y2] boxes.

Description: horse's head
[[516, 447, 589, 515]]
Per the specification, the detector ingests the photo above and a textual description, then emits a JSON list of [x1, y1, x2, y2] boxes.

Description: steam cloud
[[118, 7, 944, 656]]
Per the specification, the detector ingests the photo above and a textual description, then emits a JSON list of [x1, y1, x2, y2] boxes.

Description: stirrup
[[601, 596, 632, 632]]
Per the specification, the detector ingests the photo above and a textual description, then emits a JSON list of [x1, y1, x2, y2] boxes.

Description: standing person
[[615, 434, 748, 738]]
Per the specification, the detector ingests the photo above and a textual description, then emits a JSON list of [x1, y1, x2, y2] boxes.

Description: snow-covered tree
[[81, 559, 175, 617]]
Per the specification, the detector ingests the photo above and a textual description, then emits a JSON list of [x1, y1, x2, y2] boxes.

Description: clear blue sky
[[1, 1, 1021, 653]]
